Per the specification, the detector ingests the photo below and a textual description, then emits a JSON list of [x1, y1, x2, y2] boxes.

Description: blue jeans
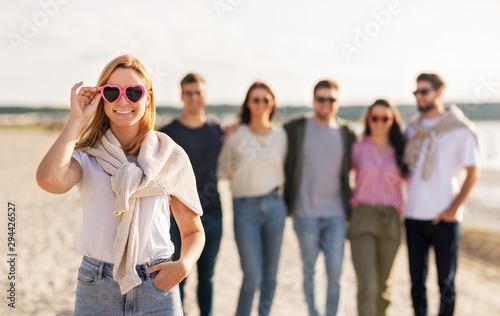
[[170, 214, 223, 316], [405, 219, 460, 316], [293, 216, 347, 316], [74, 256, 183, 315], [233, 189, 288, 316]]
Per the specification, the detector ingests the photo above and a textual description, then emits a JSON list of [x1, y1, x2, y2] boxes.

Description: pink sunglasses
[[100, 84, 146, 104]]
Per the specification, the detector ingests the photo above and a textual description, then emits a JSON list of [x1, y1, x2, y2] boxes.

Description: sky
[[1, 0, 500, 108]]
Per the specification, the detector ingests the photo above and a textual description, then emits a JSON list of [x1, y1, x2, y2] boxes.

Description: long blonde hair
[[75, 55, 155, 155]]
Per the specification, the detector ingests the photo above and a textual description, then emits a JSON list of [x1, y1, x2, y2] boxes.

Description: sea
[[463, 121, 500, 229]]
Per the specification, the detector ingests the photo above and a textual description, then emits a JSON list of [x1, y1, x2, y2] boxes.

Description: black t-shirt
[[159, 119, 223, 217]]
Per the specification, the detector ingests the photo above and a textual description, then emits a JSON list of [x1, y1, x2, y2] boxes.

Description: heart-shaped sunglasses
[[100, 84, 146, 104]]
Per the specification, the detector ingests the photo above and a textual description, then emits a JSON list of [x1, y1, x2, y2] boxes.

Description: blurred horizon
[[1, 103, 499, 124]]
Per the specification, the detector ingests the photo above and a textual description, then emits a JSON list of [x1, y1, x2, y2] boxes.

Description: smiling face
[[103, 68, 151, 133], [181, 81, 206, 114], [367, 105, 394, 138], [313, 87, 339, 122], [247, 87, 275, 122]]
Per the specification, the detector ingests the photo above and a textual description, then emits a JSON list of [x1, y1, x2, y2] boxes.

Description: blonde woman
[[36, 55, 205, 315]]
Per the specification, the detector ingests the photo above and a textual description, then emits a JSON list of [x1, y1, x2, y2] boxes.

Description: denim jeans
[[170, 214, 223, 316], [233, 189, 288, 316], [293, 216, 347, 316], [74, 256, 183, 315], [405, 219, 460, 316]]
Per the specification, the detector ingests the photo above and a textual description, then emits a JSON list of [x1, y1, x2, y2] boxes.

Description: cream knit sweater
[[84, 129, 202, 294], [404, 105, 478, 180]]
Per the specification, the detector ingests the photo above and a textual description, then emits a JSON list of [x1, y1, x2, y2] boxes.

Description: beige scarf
[[84, 129, 202, 294], [404, 105, 477, 180]]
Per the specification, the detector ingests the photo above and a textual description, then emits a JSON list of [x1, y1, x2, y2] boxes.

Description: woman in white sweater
[[36, 55, 205, 315], [218, 81, 288, 316]]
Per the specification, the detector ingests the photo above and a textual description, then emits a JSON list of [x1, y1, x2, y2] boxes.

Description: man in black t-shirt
[[159, 73, 222, 316]]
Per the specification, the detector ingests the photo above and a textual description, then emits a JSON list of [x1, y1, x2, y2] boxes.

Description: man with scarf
[[403, 73, 480, 316]]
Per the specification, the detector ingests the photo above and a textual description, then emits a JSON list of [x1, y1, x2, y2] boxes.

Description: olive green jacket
[[283, 115, 357, 219]]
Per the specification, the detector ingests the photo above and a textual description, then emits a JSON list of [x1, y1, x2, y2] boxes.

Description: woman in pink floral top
[[349, 99, 409, 316]]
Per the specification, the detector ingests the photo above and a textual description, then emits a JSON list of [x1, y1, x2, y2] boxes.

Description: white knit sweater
[[84, 129, 203, 294]]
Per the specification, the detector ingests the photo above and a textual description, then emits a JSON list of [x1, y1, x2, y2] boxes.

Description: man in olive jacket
[[284, 79, 356, 316]]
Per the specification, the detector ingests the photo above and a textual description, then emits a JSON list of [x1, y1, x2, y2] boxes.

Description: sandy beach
[[1, 128, 499, 316]]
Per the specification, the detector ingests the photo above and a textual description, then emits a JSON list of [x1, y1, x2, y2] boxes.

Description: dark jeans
[[405, 219, 460, 316], [170, 214, 223, 316]]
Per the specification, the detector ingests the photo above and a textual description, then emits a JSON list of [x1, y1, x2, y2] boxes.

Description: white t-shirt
[[405, 114, 480, 221], [72, 150, 174, 264], [217, 124, 287, 198]]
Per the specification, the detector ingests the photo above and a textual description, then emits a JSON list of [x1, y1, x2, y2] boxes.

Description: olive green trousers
[[349, 204, 401, 316]]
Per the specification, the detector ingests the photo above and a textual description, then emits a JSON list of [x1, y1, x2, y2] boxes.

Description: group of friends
[[37, 55, 479, 316]]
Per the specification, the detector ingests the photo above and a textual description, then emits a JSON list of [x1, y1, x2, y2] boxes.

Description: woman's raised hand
[[70, 82, 101, 122], [36, 82, 98, 193]]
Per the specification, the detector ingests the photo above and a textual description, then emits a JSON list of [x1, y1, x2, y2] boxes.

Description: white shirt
[[72, 150, 174, 264], [405, 114, 480, 221], [217, 124, 287, 198]]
